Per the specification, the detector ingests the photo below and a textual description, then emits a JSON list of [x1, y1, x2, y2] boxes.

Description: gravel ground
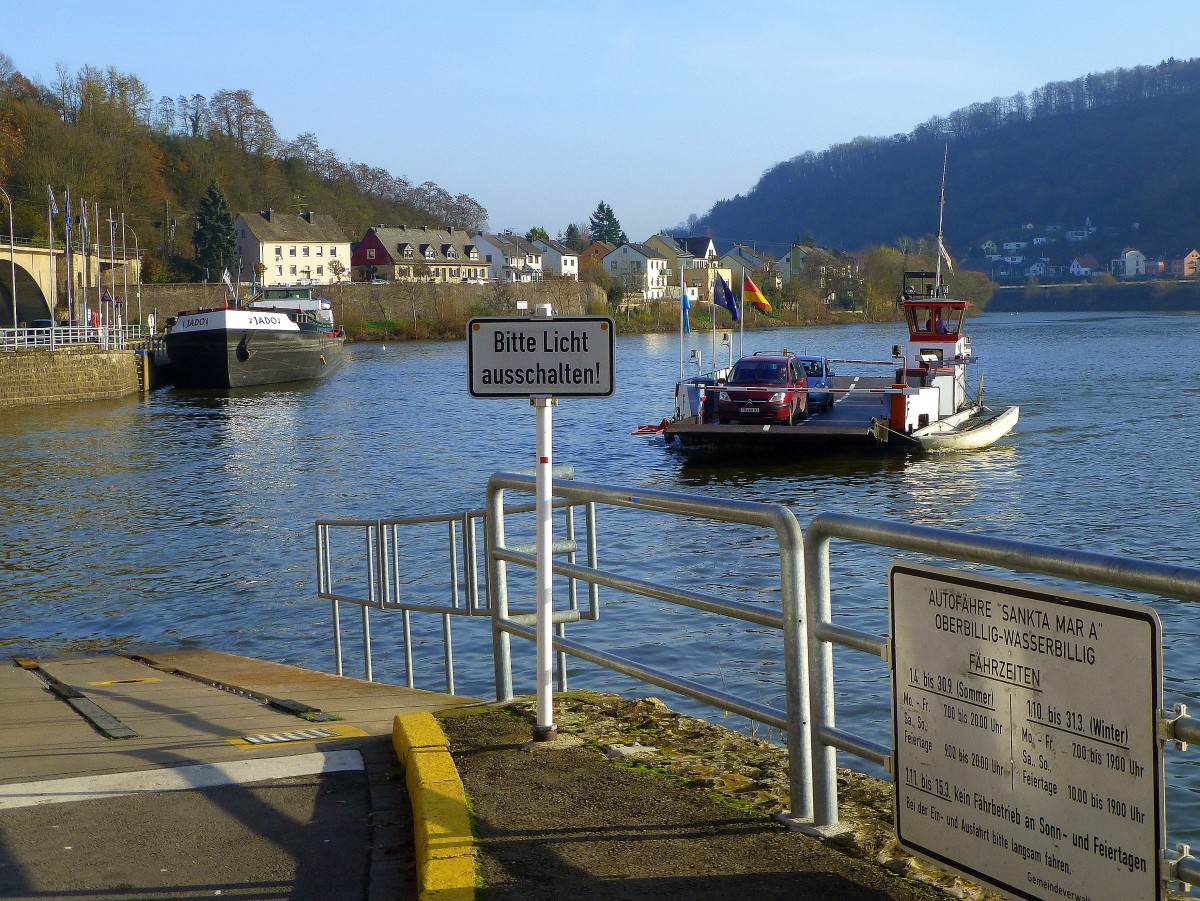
[[439, 693, 972, 900]]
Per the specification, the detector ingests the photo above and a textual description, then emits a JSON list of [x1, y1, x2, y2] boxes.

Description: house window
[[469, 250, 479, 260], [424, 248, 434, 260], [289, 247, 296, 256], [329, 247, 336, 256], [317, 266, 324, 275], [303, 246, 310, 257], [290, 265, 297, 275], [367, 249, 375, 259], [403, 248, 413, 258], [316, 246, 323, 256], [275, 265, 282, 276], [274, 246, 282, 257]]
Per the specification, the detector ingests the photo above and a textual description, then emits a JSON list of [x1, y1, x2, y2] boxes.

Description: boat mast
[[934, 143, 948, 293]]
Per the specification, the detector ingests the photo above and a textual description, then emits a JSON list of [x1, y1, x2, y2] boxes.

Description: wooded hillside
[[694, 57, 1200, 257], [0, 55, 486, 279]]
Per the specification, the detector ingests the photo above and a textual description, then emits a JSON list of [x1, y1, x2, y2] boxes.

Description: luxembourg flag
[[680, 282, 690, 333], [48, 184, 59, 216]]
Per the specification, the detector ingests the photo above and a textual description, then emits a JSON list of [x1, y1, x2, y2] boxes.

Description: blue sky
[[5, 2, 1197, 241]]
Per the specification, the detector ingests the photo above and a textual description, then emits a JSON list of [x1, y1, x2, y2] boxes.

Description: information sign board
[[890, 563, 1164, 901], [467, 316, 615, 398]]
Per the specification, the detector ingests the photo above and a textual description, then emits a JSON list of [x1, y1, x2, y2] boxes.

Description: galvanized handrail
[[485, 470, 814, 821], [804, 510, 1200, 832], [314, 467, 589, 691]]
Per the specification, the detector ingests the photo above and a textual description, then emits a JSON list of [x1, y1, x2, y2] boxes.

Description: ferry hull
[[165, 327, 344, 389]]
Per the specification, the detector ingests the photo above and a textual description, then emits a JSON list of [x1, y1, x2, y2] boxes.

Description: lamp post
[[0, 186, 15, 331]]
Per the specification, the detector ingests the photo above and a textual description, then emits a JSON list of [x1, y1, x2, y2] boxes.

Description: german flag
[[744, 275, 772, 312]]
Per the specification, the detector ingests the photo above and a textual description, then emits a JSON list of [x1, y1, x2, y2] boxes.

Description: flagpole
[[678, 269, 685, 380], [63, 189, 74, 324], [711, 270, 717, 367], [120, 213, 129, 324], [739, 265, 745, 358], [94, 202, 102, 344], [80, 199, 89, 330], [47, 186, 56, 320], [935, 142, 948, 293], [108, 209, 119, 345]]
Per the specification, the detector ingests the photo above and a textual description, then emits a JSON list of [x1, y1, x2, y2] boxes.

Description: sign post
[[890, 563, 1164, 901], [533, 393, 556, 738], [468, 309, 615, 739]]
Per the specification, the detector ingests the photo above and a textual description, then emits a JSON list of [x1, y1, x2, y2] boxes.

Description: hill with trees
[[693, 57, 1200, 260], [0, 54, 487, 280]]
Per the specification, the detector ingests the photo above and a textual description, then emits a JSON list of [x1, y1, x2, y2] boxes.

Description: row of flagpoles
[[678, 265, 772, 378], [46, 184, 141, 332]]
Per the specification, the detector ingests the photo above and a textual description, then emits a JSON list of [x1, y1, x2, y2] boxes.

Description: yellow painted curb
[[393, 712, 475, 901]]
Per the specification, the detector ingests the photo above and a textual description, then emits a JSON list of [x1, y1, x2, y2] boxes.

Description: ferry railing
[[484, 471, 814, 821], [804, 511, 1200, 887], [314, 466, 596, 692]]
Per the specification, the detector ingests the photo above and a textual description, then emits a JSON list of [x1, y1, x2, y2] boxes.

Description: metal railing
[[314, 466, 592, 692], [484, 471, 813, 820], [315, 476, 1200, 889], [804, 511, 1200, 890], [0, 324, 146, 351]]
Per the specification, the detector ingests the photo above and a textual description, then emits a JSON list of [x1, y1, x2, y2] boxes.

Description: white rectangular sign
[[890, 563, 1164, 901], [467, 316, 615, 398]]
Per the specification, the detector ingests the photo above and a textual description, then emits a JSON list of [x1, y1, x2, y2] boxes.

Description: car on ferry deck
[[716, 352, 809, 425], [796, 356, 835, 412]]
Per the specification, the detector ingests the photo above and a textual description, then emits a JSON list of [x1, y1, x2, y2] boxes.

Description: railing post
[[487, 479, 514, 701], [774, 508, 813, 822], [805, 529, 839, 827]]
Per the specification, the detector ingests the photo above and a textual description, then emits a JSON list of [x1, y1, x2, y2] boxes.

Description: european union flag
[[716, 274, 739, 321]]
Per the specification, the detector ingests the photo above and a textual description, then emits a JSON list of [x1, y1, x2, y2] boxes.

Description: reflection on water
[[5, 312, 1200, 846]]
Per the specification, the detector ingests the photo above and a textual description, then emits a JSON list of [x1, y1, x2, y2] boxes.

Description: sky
[[4, 2, 1198, 242]]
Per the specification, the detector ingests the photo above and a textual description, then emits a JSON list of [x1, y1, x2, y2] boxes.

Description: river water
[[3, 310, 1200, 846]]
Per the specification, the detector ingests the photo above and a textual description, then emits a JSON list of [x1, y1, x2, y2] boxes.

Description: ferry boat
[[641, 270, 1018, 454], [163, 286, 345, 389]]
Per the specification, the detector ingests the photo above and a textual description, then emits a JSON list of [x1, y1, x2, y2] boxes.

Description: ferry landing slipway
[[0, 649, 472, 901]]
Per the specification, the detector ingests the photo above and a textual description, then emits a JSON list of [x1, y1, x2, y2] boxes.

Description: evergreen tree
[[563, 223, 588, 252], [526, 226, 549, 243], [194, 182, 238, 275], [589, 201, 627, 246]]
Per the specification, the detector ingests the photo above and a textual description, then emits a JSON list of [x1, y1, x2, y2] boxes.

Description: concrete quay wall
[[0, 346, 144, 409]]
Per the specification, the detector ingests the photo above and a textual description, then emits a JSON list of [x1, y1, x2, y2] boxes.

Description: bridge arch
[[0, 261, 51, 327]]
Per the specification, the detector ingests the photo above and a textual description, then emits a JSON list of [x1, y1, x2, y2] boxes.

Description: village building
[[235, 210, 351, 287], [350, 225, 488, 283]]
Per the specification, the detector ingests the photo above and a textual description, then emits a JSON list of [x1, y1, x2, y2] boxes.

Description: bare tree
[[177, 94, 208, 137], [208, 88, 277, 155]]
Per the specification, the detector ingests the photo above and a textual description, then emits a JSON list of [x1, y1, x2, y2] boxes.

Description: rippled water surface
[[4, 310, 1200, 845]]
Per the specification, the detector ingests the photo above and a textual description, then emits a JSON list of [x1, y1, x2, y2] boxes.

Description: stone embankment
[[0, 346, 146, 409]]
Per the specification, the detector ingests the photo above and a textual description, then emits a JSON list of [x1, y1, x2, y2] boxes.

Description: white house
[[533, 238, 579, 280], [1117, 247, 1146, 278], [235, 210, 351, 287], [605, 242, 669, 299], [474, 232, 543, 282]]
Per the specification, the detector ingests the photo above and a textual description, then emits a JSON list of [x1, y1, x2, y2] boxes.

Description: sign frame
[[889, 562, 1165, 901], [467, 315, 615, 399]]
